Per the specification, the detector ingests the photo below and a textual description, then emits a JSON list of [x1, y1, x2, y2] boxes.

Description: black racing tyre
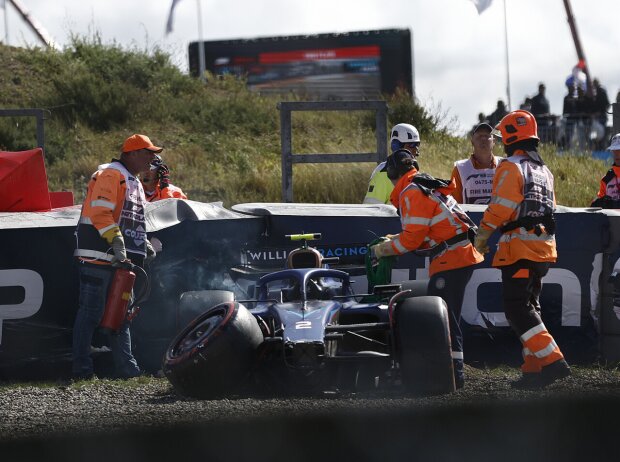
[[176, 290, 234, 334], [163, 301, 263, 399], [399, 279, 428, 297], [394, 296, 455, 396]]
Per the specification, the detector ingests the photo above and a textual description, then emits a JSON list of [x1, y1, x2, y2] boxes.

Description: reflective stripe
[[433, 238, 470, 259], [428, 193, 463, 234], [533, 340, 558, 359], [451, 351, 464, 360], [482, 221, 497, 230], [522, 347, 533, 357], [393, 237, 407, 254], [490, 196, 519, 210], [73, 249, 114, 262], [98, 223, 118, 236], [499, 232, 554, 243], [446, 239, 470, 252], [401, 210, 448, 229], [91, 199, 116, 210], [79, 216, 92, 225], [363, 197, 383, 204], [429, 211, 449, 226], [402, 216, 431, 226], [495, 169, 509, 189], [404, 196, 411, 212], [521, 323, 546, 342]]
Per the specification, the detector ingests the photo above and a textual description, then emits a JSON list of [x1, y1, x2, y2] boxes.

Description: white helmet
[[390, 123, 420, 144]]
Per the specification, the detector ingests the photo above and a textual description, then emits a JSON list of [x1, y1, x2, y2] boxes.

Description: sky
[[1, 0, 618, 134]]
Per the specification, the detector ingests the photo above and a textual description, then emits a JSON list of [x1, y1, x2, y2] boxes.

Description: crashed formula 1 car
[[162, 233, 455, 398]]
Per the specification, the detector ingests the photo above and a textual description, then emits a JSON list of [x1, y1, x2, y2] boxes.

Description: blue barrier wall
[[0, 200, 617, 379]]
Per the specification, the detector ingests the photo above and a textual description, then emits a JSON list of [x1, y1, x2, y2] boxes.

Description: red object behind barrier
[[49, 191, 74, 208], [0, 148, 51, 212]]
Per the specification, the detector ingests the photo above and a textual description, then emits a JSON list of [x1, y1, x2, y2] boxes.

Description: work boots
[[511, 359, 571, 390]]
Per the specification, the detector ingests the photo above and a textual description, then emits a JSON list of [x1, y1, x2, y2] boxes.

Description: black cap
[[472, 122, 494, 135]]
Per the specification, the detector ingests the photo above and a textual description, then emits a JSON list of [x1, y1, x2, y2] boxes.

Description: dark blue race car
[[162, 234, 455, 398]]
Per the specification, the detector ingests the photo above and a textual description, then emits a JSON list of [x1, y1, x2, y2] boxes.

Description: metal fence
[[534, 113, 610, 152], [0, 108, 47, 153], [278, 100, 388, 203]]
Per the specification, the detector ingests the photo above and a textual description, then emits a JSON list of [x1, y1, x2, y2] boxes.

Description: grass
[[0, 37, 609, 208]]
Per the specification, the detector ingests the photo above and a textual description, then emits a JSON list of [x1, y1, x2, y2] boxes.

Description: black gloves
[[157, 163, 170, 189]]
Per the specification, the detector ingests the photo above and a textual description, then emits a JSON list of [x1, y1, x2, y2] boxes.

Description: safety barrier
[[1, 200, 619, 380]]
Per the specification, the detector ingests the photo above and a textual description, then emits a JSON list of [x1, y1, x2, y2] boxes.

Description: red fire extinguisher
[[100, 267, 136, 332]]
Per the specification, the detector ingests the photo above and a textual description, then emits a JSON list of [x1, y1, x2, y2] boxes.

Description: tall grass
[[0, 38, 608, 208]]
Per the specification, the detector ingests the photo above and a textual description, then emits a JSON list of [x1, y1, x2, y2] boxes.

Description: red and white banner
[[259, 46, 380, 64]]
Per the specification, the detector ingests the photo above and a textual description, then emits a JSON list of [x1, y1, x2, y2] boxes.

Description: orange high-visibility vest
[[480, 151, 556, 267]]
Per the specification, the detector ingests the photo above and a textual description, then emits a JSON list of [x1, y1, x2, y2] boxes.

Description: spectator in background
[[563, 82, 579, 116], [487, 100, 508, 127], [530, 83, 550, 118], [592, 79, 610, 128], [140, 155, 187, 202], [562, 82, 581, 149], [451, 122, 500, 204], [519, 97, 533, 112], [530, 83, 555, 144], [590, 79, 610, 149]]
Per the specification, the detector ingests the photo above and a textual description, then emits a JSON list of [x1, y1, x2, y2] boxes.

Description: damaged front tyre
[[163, 301, 263, 399]]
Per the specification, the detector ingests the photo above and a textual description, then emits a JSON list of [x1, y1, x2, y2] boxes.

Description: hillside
[[0, 38, 604, 207]]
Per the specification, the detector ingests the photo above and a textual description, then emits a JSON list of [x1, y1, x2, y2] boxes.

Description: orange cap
[[122, 134, 163, 153]]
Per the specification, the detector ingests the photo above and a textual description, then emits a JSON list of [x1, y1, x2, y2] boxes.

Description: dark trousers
[[72, 262, 140, 378], [500, 260, 550, 338], [428, 265, 475, 382]]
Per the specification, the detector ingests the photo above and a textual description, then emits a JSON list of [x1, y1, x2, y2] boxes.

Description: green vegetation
[[0, 37, 604, 207]]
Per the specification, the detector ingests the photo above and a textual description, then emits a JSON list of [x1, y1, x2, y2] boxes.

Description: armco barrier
[[0, 200, 616, 380]]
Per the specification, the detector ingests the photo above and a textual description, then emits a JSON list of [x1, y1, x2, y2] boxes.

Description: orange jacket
[[145, 183, 188, 202], [74, 161, 148, 264], [388, 172, 483, 276], [480, 151, 556, 267]]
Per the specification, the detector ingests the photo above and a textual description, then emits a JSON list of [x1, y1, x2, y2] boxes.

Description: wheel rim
[[172, 306, 228, 357]]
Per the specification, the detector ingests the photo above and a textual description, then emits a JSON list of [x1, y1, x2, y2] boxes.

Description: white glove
[[370, 240, 396, 260], [145, 239, 157, 264], [474, 228, 493, 255], [150, 236, 163, 253]]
